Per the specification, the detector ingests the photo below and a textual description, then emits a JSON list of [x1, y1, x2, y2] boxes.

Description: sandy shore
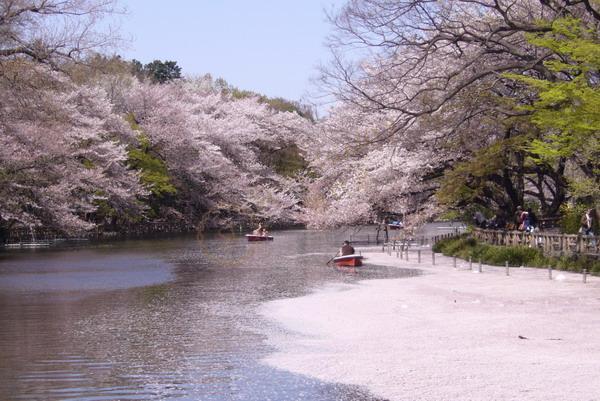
[[260, 247, 600, 401]]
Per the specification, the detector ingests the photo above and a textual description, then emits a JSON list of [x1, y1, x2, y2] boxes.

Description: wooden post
[[505, 261, 509, 276], [469, 256, 472, 270], [418, 249, 421, 263], [478, 259, 482, 273], [367, 234, 370, 244], [548, 266, 552, 280], [432, 252, 436, 266], [453, 256, 457, 269], [583, 269, 588, 284], [406, 248, 409, 261]]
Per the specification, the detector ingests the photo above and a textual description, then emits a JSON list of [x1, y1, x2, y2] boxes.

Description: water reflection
[[0, 229, 417, 400]]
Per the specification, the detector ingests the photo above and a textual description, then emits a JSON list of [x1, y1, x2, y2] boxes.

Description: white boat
[[245, 234, 274, 242]]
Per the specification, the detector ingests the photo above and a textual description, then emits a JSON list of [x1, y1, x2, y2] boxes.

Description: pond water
[[0, 228, 431, 401]]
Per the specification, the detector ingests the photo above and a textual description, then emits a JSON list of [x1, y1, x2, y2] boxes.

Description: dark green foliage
[[131, 59, 182, 84], [127, 134, 177, 197], [505, 18, 600, 202], [93, 197, 117, 219], [433, 235, 600, 273], [257, 142, 308, 177]]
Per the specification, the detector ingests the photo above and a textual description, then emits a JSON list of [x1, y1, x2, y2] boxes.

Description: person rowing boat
[[338, 240, 355, 256], [252, 222, 268, 236], [329, 240, 363, 268]]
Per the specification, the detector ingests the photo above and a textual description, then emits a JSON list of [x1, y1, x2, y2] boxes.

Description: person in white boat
[[338, 240, 355, 256], [253, 223, 267, 236]]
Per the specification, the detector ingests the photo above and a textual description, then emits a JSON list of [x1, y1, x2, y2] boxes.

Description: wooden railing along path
[[472, 228, 600, 258]]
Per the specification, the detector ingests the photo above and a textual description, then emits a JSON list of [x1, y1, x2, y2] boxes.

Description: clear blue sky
[[119, 0, 346, 104]]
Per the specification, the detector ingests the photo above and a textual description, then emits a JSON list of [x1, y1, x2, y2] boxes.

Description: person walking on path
[[510, 206, 522, 231], [580, 209, 597, 236], [525, 208, 537, 232]]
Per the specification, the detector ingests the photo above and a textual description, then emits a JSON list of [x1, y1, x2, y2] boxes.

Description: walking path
[[261, 248, 600, 401]]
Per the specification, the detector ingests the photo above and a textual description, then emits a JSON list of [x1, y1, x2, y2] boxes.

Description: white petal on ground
[[260, 250, 600, 401]]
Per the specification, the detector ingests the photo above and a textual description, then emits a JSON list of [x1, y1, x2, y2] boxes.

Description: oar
[[325, 254, 338, 266]]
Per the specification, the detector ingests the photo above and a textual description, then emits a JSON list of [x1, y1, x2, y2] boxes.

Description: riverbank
[[261, 248, 600, 401], [1, 222, 308, 248]]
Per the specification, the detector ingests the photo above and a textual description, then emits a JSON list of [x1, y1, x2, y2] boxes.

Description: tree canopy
[[303, 0, 600, 229], [131, 59, 182, 84], [2, 0, 599, 238]]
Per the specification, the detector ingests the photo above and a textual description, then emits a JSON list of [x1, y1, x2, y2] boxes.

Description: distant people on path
[[339, 240, 355, 256], [525, 207, 537, 232], [508, 206, 522, 231], [473, 206, 538, 232], [580, 209, 597, 236], [517, 207, 529, 231]]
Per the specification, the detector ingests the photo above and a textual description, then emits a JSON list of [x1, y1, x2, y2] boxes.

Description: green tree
[[130, 59, 182, 84], [506, 17, 600, 201], [438, 123, 568, 221], [127, 134, 177, 198], [144, 60, 182, 83], [124, 114, 177, 217]]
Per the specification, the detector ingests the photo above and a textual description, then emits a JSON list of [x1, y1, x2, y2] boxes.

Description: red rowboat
[[245, 234, 274, 242], [333, 254, 363, 267]]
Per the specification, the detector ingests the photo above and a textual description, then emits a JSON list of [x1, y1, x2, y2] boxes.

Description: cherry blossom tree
[[0, 63, 144, 235], [116, 78, 311, 229], [0, 0, 121, 68], [308, 0, 600, 227], [300, 101, 452, 229]]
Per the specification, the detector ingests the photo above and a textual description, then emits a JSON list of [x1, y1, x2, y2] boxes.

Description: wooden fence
[[473, 228, 600, 257]]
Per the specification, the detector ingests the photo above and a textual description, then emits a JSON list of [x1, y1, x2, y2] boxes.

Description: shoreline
[[260, 247, 600, 401], [0, 223, 309, 250]]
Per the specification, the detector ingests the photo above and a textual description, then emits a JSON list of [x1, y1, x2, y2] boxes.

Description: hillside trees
[[0, 0, 146, 236], [0, 64, 145, 234], [112, 77, 313, 229], [1, 66, 314, 235], [0, 0, 315, 238]]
